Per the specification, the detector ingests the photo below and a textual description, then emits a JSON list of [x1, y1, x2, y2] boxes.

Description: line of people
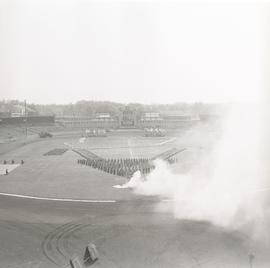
[[167, 157, 178, 164], [3, 160, 24, 165], [78, 157, 155, 177]]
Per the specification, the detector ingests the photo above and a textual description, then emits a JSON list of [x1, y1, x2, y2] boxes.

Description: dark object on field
[[144, 127, 165, 137], [5, 169, 8, 175], [69, 256, 83, 268], [44, 148, 68, 156], [39, 131, 53, 138], [3, 160, 7, 164], [84, 243, 98, 266], [21, 160, 24, 165], [84, 128, 107, 137], [11, 160, 15, 164]]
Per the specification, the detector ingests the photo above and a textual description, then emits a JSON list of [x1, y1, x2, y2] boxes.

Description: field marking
[[0, 192, 116, 203], [155, 138, 176, 146]]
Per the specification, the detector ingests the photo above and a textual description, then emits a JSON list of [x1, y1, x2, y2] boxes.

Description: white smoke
[[116, 104, 269, 229], [113, 171, 144, 189]]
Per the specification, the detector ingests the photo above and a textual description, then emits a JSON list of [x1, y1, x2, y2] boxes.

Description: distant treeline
[[0, 100, 223, 117]]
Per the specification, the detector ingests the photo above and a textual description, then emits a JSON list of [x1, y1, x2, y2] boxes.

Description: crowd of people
[[78, 157, 155, 177]]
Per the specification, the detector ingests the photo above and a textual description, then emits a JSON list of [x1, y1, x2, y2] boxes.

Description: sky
[[0, 0, 269, 104]]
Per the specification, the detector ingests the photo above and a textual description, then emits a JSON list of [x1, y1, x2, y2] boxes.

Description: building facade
[[55, 115, 118, 129], [56, 106, 199, 129]]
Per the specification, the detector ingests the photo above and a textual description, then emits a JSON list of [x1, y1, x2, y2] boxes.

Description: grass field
[[0, 129, 269, 268], [0, 132, 180, 200]]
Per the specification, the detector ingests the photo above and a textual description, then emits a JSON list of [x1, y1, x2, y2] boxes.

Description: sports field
[[0, 130, 269, 268], [0, 132, 179, 200]]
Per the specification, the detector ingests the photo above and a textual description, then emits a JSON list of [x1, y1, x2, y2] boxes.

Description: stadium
[[1, 1, 269, 267], [0, 106, 269, 268]]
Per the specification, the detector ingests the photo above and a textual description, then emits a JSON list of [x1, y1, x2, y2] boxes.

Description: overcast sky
[[0, 0, 269, 104]]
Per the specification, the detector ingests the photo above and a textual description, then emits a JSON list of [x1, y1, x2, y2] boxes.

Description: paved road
[[1, 195, 269, 268]]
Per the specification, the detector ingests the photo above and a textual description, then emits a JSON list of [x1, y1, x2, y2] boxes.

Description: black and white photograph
[[0, 0, 270, 267]]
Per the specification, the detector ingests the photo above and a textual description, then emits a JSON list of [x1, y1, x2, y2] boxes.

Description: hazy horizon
[[1, 1, 268, 104], [0, 98, 253, 106]]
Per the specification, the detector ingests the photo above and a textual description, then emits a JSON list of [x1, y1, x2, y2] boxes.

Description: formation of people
[[2, 159, 24, 175], [3, 160, 24, 165], [78, 157, 155, 178], [167, 157, 178, 164]]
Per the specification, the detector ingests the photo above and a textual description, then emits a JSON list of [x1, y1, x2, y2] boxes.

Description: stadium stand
[[0, 115, 55, 125], [0, 125, 26, 143]]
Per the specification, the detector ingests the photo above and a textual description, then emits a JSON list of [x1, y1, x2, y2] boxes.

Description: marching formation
[[78, 157, 155, 178], [75, 147, 181, 178]]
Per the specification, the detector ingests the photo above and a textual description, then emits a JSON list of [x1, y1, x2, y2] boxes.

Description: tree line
[[0, 100, 222, 117]]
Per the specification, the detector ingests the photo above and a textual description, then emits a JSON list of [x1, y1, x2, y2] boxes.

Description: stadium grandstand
[[55, 106, 200, 130], [0, 103, 38, 118], [139, 111, 199, 128], [0, 102, 201, 142], [55, 113, 118, 129]]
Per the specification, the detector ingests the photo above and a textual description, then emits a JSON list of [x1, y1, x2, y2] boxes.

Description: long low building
[[138, 111, 199, 128], [0, 115, 55, 125], [56, 106, 200, 129], [56, 114, 119, 129]]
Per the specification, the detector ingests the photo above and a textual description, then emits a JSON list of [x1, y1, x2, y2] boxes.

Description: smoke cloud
[[116, 103, 269, 230]]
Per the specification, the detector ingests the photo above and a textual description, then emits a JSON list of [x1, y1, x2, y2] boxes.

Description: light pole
[[24, 100, 27, 137]]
